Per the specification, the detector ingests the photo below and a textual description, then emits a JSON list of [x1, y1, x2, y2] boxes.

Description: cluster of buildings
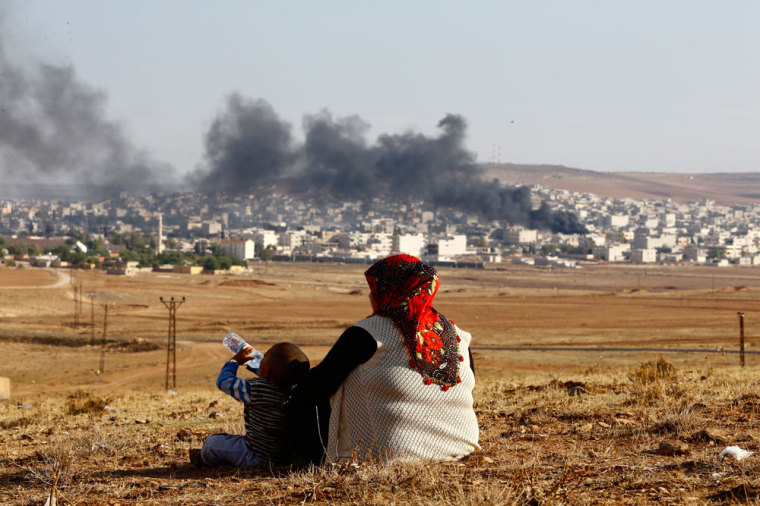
[[566, 192, 760, 266], [2, 182, 760, 268]]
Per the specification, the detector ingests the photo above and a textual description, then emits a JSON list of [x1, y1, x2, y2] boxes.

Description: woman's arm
[[284, 326, 375, 465], [295, 325, 376, 402]]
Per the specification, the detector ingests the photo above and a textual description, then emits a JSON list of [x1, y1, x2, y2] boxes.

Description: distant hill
[[483, 163, 760, 206]]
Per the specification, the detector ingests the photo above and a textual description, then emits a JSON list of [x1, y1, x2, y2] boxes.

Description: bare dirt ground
[[2, 262, 758, 391], [1, 263, 759, 504], [0, 268, 67, 289]]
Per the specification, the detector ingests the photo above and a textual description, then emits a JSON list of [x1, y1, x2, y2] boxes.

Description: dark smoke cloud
[[192, 94, 294, 191], [194, 95, 586, 234], [302, 111, 376, 196], [0, 13, 172, 194]]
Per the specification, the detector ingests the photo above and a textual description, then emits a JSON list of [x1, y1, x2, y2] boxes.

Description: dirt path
[[10, 340, 335, 396], [48, 268, 71, 289], [0, 268, 70, 289], [12, 341, 230, 395]]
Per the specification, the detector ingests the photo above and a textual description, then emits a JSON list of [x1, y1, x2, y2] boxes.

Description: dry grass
[[65, 391, 111, 416], [2, 359, 760, 504], [3, 265, 760, 503], [627, 356, 688, 405]]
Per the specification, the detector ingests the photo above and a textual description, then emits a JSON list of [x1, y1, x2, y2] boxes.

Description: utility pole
[[71, 279, 84, 330], [160, 296, 185, 389], [71, 278, 79, 329], [90, 298, 95, 346], [78, 280, 83, 330], [98, 304, 110, 374], [738, 312, 746, 368]]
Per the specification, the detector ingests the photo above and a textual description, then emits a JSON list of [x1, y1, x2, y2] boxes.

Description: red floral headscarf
[[365, 254, 462, 389]]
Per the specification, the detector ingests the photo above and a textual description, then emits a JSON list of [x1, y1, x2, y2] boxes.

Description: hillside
[[484, 164, 760, 205], [2, 265, 760, 503], [3, 363, 759, 504]]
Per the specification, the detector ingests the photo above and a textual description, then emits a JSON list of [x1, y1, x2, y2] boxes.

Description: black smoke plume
[[302, 111, 376, 196], [194, 94, 294, 190], [195, 96, 586, 234], [0, 13, 172, 195]]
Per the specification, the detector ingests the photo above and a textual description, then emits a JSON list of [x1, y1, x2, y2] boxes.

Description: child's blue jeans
[[200, 433, 261, 467]]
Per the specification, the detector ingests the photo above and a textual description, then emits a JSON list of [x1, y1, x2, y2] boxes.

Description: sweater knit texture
[[327, 314, 480, 463]]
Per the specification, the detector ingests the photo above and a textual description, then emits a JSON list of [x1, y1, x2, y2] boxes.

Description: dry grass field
[[1, 263, 760, 504]]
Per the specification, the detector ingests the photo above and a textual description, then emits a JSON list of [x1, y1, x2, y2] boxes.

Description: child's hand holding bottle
[[232, 344, 255, 365], [223, 332, 264, 373]]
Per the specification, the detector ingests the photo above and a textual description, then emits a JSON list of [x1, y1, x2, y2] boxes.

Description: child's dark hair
[[265, 342, 310, 389]]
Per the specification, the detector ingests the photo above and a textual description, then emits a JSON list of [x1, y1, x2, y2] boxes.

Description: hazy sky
[[3, 0, 759, 176]]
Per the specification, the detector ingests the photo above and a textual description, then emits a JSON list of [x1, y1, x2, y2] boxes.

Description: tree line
[[0, 233, 263, 270]]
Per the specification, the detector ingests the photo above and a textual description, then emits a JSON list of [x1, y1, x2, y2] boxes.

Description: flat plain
[[1, 263, 759, 504]]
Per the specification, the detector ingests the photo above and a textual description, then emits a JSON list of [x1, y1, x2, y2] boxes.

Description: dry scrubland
[[2, 263, 760, 504]]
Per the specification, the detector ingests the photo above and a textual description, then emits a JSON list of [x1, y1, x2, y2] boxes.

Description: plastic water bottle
[[222, 332, 264, 373]]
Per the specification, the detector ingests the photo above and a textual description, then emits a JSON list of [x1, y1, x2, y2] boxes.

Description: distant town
[[0, 182, 757, 273]]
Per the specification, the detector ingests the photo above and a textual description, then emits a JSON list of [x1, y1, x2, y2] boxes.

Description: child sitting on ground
[[190, 342, 310, 467]]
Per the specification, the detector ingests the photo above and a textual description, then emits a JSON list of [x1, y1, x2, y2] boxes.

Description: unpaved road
[[0, 267, 70, 289]]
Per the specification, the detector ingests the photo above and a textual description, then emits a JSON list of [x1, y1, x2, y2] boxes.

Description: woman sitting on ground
[[287, 254, 479, 463]]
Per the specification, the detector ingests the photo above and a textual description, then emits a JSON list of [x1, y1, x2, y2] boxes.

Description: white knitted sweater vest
[[327, 314, 480, 463]]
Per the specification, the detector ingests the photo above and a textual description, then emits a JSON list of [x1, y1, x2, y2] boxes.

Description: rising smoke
[[194, 96, 586, 234], [0, 9, 172, 195], [0, 2, 584, 233], [197, 94, 295, 191]]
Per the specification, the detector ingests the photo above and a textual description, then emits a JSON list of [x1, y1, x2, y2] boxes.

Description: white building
[[643, 218, 659, 229], [593, 244, 628, 262], [432, 235, 467, 260], [631, 249, 657, 263], [535, 256, 577, 268], [253, 230, 278, 249], [633, 229, 677, 250], [220, 239, 255, 260], [392, 233, 425, 257], [607, 215, 629, 228], [367, 233, 393, 257], [279, 230, 307, 249], [505, 228, 538, 245], [30, 254, 58, 267], [203, 221, 222, 235]]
